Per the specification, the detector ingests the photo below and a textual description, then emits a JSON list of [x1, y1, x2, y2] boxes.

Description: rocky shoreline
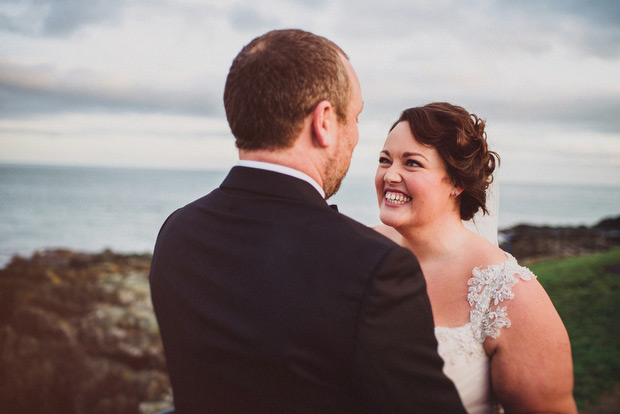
[[0, 216, 618, 413], [499, 216, 620, 263], [0, 249, 172, 414]]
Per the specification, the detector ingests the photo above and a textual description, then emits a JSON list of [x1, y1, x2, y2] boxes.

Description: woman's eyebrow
[[403, 151, 429, 161]]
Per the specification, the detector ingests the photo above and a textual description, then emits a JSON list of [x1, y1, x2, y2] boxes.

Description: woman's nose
[[384, 166, 402, 183]]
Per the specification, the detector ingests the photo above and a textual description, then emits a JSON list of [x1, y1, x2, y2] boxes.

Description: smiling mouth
[[385, 191, 412, 205]]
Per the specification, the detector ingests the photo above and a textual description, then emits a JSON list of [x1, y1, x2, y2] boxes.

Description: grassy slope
[[528, 248, 620, 410]]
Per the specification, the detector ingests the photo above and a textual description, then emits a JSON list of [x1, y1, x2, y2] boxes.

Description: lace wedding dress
[[434, 254, 535, 413]]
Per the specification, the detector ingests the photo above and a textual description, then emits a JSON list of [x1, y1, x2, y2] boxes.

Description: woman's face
[[374, 121, 456, 230]]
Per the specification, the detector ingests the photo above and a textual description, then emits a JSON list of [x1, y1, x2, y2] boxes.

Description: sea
[[1, 163, 619, 268]]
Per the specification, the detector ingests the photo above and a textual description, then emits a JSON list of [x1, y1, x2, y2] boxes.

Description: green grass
[[529, 248, 620, 410]]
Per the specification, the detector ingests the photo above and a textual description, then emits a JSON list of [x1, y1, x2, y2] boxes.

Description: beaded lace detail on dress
[[467, 254, 536, 343], [436, 254, 536, 365], [435, 323, 483, 366]]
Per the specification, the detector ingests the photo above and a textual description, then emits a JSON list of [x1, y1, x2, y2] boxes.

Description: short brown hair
[[392, 102, 500, 221], [224, 29, 351, 150]]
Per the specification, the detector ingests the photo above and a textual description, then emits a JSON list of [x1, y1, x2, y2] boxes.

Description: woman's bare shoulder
[[463, 231, 507, 268]]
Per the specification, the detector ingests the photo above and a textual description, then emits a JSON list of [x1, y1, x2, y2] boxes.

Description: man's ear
[[311, 100, 335, 148]]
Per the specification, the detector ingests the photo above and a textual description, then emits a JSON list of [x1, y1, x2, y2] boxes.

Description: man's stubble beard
[[323, 170, 345, 200], [323, 148, 352, 200]]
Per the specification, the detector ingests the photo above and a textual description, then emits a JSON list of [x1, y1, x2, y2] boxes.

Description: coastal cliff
[[0, 249, 172, 414], [0, 216, 618, 413]]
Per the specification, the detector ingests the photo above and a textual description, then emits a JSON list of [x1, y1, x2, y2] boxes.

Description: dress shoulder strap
[[467, 254, 535, 343]]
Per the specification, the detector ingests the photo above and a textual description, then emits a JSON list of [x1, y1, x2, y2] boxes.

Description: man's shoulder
[[333, 214, 393, 243], [321, 211, 413, 259], [155, 191, 215, 236]]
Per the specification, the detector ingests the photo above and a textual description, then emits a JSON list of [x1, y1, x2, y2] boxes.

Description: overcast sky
[[1, 0, 619, 185]]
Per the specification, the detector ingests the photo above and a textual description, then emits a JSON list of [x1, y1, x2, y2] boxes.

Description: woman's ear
[[311, 100, 335, 148]]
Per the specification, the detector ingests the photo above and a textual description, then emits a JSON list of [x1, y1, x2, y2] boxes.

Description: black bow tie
[[329, 204, 339, 212]]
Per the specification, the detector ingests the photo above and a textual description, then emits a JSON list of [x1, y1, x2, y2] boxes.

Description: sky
[[1, 0, 619, 186]]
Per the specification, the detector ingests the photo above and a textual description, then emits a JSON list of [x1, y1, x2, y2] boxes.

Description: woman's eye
[[378, 157, 390, 164], [406, 159, 421, 167]]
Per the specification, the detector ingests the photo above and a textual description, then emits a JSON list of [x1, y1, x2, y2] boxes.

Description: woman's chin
[[379, 210, 405, 228]]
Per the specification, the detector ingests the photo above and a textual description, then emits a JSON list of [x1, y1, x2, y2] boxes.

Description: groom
[[150, 29, 465, 413]]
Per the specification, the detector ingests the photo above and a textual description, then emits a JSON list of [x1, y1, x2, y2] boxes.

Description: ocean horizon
[[1, 162, 619, 268]]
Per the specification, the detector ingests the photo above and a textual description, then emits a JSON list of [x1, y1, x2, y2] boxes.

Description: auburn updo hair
[[391, 102, 499, 221]]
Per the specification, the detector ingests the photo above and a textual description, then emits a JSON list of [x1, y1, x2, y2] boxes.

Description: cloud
[[0, 112, 236, 170], [0, 61, 223, 117], [489, 95, 620, 134], [504, 0, 620, 27], [495, 0, 620, 59], [227, 6, 279, 32], [0, 0, 126, 37]]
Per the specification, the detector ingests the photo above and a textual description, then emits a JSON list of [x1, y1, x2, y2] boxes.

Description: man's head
[[224, 29, 352, 151]]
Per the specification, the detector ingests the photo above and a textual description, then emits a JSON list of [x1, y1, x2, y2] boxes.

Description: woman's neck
[[397, 215, 469, 265]]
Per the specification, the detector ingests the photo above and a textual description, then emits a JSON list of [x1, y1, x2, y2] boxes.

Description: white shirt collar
[[236, 160, 326, 199]]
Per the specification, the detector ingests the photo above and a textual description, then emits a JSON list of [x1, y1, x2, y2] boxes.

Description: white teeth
[[385, 191, 411, 205]]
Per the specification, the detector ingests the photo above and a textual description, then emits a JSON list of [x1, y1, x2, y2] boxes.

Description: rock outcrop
[[500, 216, 620, 262], [0, 249, 172, 414]]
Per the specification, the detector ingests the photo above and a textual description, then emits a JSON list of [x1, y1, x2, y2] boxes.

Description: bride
[[373, 103, 577, 413]]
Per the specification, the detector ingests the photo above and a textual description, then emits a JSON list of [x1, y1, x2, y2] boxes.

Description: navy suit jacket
[[150, 166, 465, 413]]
